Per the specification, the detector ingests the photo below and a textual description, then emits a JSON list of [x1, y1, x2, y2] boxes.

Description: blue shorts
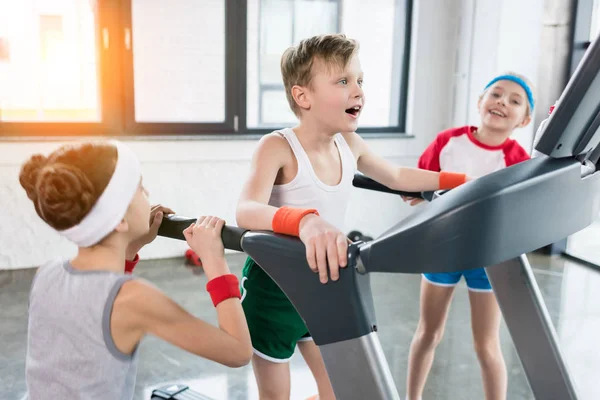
[[423, 267, 492, 292]]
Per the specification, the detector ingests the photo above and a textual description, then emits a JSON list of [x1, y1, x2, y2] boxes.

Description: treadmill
[[157, 37, 600, 400]]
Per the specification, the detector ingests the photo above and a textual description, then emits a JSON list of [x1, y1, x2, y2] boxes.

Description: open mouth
[[345, 105, 362, 117], [489, 109, 506, 118]]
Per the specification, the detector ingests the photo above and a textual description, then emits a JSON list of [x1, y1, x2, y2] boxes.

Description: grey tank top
[[25, 260, 138, 400]]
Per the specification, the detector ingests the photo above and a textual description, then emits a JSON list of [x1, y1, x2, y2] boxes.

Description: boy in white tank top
[[236, 33, 471, 400]]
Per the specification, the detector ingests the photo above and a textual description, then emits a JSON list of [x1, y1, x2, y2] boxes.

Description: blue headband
[[484, 75, 534, 111]]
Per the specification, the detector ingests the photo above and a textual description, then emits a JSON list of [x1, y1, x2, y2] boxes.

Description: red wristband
[[272, 206, 319, 237], [206, 274, 241, 307], [124, 254, 140, 274], [439, 171, 467, 190]]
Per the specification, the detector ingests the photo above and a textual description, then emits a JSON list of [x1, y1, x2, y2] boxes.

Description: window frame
[[0, 0, 413, 138], [569, 0, 595, 76], [252, 0, 341, 129], [558, 0, 600, 268], [0, 1, 121, 137], [240, 0, 414, 135], [119, 0, 240, 135]]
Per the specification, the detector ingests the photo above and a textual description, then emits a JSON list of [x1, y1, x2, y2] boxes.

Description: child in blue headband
[[405, 72, 535, 400]]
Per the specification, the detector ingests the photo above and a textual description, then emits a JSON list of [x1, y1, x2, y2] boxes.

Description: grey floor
[[2, 252, 600, 400]]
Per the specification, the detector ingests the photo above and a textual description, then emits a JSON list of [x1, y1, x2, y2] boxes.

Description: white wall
[[0, 0, 547, 269], [452, 0, 545, 149]]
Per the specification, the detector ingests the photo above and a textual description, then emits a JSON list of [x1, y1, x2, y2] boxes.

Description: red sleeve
[[418, 127, 464, 171], [125, 253, 140, 274], [418, 137, 442, 171], [504, 141, 531, 167]]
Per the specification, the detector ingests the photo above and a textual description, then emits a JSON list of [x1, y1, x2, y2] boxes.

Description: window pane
[[261, 89, 297, 125], [0, 0, 100, 122], [342, 0, 402, 128], [247, 0, 407, 129], [590, 0, 600, 42], [132, 0, 225, 123]]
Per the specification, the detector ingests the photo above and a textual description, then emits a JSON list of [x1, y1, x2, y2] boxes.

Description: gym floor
[[2, 252, 599, 400]]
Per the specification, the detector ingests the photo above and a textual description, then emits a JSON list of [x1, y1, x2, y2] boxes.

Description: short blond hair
[[281, 34, 359, 116], [481, 71, 536, 116]]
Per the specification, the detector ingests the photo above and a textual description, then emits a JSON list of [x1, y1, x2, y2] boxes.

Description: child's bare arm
[[126, 204, 175, 264], [113, 279, 252, 368], [112, 217, 252, 368], [236, 134, 290, 230], [236, 133, 348, 283], [343, 132, 467, 192]]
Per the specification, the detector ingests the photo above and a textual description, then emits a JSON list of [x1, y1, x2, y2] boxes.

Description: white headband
[[59, 141, 142, 247]]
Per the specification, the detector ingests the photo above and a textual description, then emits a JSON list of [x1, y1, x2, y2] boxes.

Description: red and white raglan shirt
[[418, 126, 530, 177], [418, 125, 531, 288]]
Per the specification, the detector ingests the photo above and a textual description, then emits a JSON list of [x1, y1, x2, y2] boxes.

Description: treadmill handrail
[[359, 156, 600, 274], [535, 35, 600, 158], [157, 157, 600, 277], [353, 174, 428, 199], [157, 215, 247, 252]]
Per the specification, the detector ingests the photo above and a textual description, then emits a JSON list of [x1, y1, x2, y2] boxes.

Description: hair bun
[[35, 163, 97, 230], [19, 142, 118, 231], [19, 155, 48, 202]]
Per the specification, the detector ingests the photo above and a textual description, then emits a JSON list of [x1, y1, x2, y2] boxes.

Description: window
[[246, 0, 411, 131], [123, 0, 233, 134], [590, 0, 600, 41], [570, 0, 598, 75], [561, 0, 600, 268], [0, 38, 10, 62], [0, 0, 412, 136], [247, 0, 340, 128], [0, 0, 102, 125]]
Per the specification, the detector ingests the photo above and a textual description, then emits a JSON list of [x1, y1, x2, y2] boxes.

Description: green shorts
[[241, 257, 311, 362]]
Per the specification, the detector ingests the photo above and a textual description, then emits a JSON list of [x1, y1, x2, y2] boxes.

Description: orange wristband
[[439, 171, 467, 190], [272, 206, 319, 237]]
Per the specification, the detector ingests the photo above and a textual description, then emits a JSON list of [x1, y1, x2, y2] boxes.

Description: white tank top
[[269, 128, 357, 231]]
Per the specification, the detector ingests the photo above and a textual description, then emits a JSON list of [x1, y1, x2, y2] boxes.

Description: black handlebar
[[353, 174, 433, 200], [159, 176, 438, 252], [157, 215, 247, 252]]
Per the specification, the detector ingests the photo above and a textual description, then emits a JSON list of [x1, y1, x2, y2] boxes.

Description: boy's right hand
[[183, 216, 230, 281], [298, 214, 348, 284]]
